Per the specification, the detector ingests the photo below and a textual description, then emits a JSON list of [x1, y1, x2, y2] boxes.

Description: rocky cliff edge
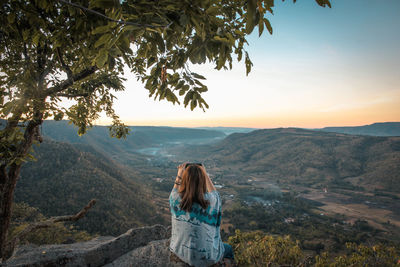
[[3, 225, 198, 267]]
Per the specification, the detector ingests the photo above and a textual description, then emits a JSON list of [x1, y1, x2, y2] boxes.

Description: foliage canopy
[[1, 0, 331, 141]]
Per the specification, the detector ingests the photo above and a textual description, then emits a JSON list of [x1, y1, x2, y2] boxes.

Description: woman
[[169, 163, 234, 267]]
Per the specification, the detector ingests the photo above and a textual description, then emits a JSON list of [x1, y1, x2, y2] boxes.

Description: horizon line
[[39, 119, 400, 129]]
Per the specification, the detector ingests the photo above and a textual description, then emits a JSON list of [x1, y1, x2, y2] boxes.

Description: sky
[[97, 0, 400, 128]]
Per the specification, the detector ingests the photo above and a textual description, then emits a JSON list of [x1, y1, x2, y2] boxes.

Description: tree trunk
[[0, 112, 43, 261], [0, 164, 21, 260]]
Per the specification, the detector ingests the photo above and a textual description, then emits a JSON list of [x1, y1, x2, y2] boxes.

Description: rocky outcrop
[[3, 225, 234, 267], [3, 225, 168, 267], [104, 239, 190, 267]]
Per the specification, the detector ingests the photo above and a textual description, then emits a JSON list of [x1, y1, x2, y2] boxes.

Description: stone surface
[[3, 225, 168, 267], [3, 225, 235, 267], [104, 239, 190, 267], [105, 239, 233, 267]]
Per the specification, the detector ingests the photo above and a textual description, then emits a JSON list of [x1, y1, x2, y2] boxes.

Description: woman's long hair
[[179, 165, 210, 212]]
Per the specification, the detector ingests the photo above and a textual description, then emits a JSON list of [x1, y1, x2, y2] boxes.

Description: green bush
[[228, 230, 303, 266], [227, 230, 400, 267], [315, 242, 400, 267]]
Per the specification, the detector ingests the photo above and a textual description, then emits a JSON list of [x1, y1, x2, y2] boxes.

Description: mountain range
[[13, 121, 228, 236], [8, 120, 400, 237], [176, 127, 400, 193], [319, 122, 400, 136]]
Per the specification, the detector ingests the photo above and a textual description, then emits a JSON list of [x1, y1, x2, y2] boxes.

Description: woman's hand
[[174, 162, 187, 189], [177, 163, 186, 177]]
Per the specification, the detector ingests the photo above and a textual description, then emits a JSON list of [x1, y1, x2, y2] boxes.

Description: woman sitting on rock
[[169, 163, 234, 267]]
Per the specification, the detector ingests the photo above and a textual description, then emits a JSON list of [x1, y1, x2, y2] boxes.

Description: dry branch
[[5, 199, 96, 259]]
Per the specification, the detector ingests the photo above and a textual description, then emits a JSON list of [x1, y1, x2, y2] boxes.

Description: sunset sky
[[97, 0, 400, 128]]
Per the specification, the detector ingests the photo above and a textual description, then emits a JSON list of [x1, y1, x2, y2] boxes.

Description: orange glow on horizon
[[94, 95, 400, 128], [96, 108, 400, 129]]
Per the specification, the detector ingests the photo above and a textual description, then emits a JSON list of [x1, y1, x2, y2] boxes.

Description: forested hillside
[[15, 140, 165, 236], [179, 128, 400, 193], [320, 122, 400, 136], [40, 120, 225, 157]]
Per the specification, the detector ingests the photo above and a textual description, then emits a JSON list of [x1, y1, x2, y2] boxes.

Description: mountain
[[178, 128, 400, 193], [15, 139, 165, 236], [3, 120, 226, 236], [194, 127, 257, 135], [320, 122, 400, 136], [40, 120, 226, 158]]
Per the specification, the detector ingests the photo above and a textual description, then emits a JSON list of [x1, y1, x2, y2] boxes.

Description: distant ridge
[[35, 120, 226, 159], [194, 126, 257, 135], [320, 122, 400, 136], [178, 127, 400, 193]]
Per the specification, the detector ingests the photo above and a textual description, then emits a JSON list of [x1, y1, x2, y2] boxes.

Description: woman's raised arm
[[201, 166, 216, 192], [173, 163, 186, 190]]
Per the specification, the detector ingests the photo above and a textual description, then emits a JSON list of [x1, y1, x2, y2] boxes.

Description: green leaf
[[213, 36, 231, 45], [246, 0, 257, 34], [245, 52, 253, 76], [2, 101, 14, 116], [154, 33, 165, 53], [195, 86, 208, 93], [315, 0, 332, 8], [7, 13, 15, 24], [237, 50, 243, 62], [176, 80, 185, 89], [89, 0, 117, 9], [92, 25, 111, 35], [32, 34, 40, 46], [206, 6, 220, 16], [22, 30, 29, 41], [264, 18, 273, 35], [54, 112, 64, 121], [94, 34, 112, 48], [258, 18, 264, 37], [200, 99, 209, 109], [96, 50, 108, 67], [191, 72, 206, 80], [190, 99, 197, 110], [184, 90, 194, 106]]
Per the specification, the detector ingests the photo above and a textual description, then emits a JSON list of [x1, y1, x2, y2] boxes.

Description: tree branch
[[15, 23, 30, 63], [5, 104, 45, 181], [51, 199, 97, 223], [57, 0, 171, 28], [56, 92, 89, 98], [5, 199, 96, 257], [3, 108, 25, 132], [56, 47, 72, 79], [38, 43, 51, 92], [45, 66, 97, 96]]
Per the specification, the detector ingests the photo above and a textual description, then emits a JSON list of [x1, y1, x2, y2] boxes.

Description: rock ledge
[[4, 225, 169, 267]]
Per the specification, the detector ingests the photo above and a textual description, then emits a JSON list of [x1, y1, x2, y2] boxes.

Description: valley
[[135, 126, 400, 253], [14, 121, 400, 257]]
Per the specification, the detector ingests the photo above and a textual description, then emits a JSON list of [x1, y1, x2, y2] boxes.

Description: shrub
[[315, 242, 400, 267], [228, 230, 303, 266]]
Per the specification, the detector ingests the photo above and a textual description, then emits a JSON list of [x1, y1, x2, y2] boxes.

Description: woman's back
[[169, 188, 224, 267]]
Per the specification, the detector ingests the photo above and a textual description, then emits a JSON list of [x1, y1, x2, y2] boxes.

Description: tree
[[0, 0, 330, 260]]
